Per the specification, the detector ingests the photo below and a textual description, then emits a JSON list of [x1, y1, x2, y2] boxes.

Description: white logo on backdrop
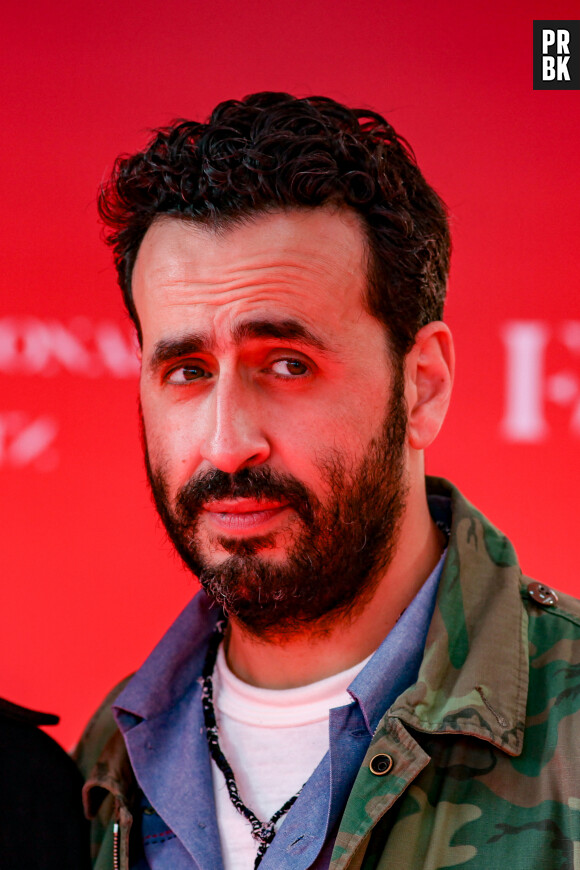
[[501, 321, 580, 441], [0, 317, 138, 469], [0, 412, 59, 471], [0, 316, 139, 377]]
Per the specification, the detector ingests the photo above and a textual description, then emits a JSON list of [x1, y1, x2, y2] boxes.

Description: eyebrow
[[148, 318, 330, 372], [232, 319, 329, 350]]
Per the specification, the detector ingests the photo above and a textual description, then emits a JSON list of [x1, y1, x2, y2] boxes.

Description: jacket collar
[[390, 476, 529, 756]]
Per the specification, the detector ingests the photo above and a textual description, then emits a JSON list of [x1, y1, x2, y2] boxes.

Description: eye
[[270, 358, 310, 378], [166, 363, 211, 385]]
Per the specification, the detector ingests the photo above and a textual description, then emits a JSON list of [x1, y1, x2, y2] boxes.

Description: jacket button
[[527, 581, 558, 607], [369, 753, 393, 776]]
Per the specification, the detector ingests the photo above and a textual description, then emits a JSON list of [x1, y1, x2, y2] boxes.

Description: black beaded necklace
[[201, 620, 304, 869]]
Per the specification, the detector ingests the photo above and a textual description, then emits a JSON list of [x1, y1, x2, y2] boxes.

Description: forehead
[[132, 207, 373, 349]]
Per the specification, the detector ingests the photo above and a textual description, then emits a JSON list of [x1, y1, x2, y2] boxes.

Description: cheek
[[272, 413, 367, 494], [288, 399, 384, 452], [140, 398, 199, 484]]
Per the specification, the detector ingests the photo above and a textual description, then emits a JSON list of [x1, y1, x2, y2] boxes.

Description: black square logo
[[533, 21, 580, 89]]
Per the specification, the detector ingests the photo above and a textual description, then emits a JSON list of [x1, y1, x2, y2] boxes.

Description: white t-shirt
[[211, 645, 371, 870]]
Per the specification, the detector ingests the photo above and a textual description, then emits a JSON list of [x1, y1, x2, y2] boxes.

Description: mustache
[[175, 466, 316, 524]]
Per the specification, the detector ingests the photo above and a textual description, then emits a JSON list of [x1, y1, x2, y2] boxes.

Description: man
[[75, 92, 580, 870]]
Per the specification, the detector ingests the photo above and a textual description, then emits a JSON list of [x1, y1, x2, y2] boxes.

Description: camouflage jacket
[[75, 477, 580, 869]]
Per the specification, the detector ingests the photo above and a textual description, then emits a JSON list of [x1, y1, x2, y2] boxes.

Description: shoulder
[[74, 675, 134, 780], [520, 578, 580, 749], [0, 696, 79, 784], [521, 579, 580, 673], [521, 577, 580, 637], [0, 695, 59, 726], [0, 697, 91, 869]]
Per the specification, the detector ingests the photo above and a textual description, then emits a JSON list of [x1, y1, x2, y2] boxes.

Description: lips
[[202, 499, 290, 532], [204, 499, 287, 514]]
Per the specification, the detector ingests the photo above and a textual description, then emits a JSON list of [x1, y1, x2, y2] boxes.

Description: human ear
[[404, 321, 455, 451]]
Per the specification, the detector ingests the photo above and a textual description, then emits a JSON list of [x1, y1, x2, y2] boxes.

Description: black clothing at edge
[[0, 696, 90, 869]]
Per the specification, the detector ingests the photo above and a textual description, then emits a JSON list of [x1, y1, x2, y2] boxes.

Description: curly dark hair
[[99, 91, 450, 356]]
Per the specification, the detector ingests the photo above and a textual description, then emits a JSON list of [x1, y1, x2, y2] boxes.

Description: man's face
[[134, 208, 410, 636]]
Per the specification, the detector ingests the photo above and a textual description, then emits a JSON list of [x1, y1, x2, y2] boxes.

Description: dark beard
[[144, 367, 409, 639]]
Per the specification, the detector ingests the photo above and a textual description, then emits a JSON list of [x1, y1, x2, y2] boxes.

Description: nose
[[199, 373, 270, 474]]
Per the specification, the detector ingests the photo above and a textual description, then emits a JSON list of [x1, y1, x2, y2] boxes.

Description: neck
[[225, 477, 444, 689]]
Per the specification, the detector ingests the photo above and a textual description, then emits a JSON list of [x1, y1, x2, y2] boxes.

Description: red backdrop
[[1, 0, 579, 748]]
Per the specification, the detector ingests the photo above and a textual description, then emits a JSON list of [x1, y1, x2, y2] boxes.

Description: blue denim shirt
[[114, 551, 445, 870]]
